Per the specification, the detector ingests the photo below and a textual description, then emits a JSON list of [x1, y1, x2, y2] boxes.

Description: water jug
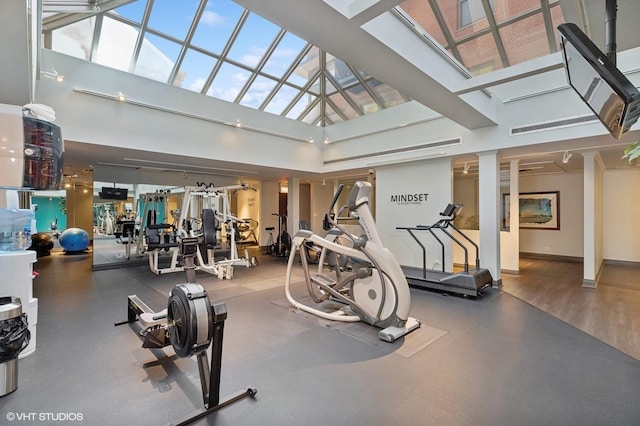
[[0, 209, 34, 252]]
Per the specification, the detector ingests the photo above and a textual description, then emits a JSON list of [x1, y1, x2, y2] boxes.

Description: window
[[459, 0, 493, 28]]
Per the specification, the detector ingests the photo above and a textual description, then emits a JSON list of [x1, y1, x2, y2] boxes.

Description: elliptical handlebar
[[322, 184, 344, 231], [328, 184, 345, 214]]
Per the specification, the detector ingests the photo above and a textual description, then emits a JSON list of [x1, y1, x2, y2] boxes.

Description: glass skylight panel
[[263, 85, 301, 115], [110, 0, 146, 22], [191, 0, 245, 56], [397, 0, 565, 76], [147, 0, 201, 41], [46, 0, 411, 125], [325, 54, 355, 89], [262, 33, 308, 80], [176, 48, 218, 92], [239, 75, 278, 108], [227, 13, 281, 68], [368, 80, 407, 107], [133, 33, 182, 83], [286, 94, 317, 121], [550, 6, 565, 51], [328, 93, 359, 119], [399, 1, 446, 46], [94, 16, 138, 72], [435, 0, 490, 39], [499, 14, 553, 67], [206, 61, 250, 102], [324, 103, 343, 124], [344, 85, 378, 113], [458, 0, 492, 29], [51, 17, 96, 61], [324, 79, 337, 95], [299, 101, 321, 124], [288, 46, 320, 89], [458, 32, 500, 75]]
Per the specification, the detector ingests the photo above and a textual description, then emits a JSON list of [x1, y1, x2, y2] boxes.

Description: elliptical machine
[[285, 181, 420, 342]]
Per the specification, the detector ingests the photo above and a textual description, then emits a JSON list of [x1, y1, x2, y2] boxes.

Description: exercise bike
[[284, 181, 420, 342], [269, 213, 291, 257], [115, 237, 256, 425]]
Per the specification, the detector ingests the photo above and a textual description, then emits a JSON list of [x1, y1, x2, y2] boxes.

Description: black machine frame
[[114, 237, 256, 425]]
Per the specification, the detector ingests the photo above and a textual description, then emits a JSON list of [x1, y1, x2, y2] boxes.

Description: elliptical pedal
[[310, 274, 337, 288]]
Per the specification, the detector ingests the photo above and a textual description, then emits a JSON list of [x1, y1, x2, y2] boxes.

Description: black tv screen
[[100, 187, 128, 200], [558, 23, 640, 139]]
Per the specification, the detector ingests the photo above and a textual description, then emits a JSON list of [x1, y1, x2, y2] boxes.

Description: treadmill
[[397, 204, 493, 297]]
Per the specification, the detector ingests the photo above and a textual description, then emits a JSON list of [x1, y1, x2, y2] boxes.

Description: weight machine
[[169, 183, 257, 279]]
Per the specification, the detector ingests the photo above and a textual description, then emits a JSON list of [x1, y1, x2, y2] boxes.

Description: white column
[[478, 150, 502, 286], [582, 152, 604, 287], [501, 159, 520, 273], [287, 177, 300, 236]]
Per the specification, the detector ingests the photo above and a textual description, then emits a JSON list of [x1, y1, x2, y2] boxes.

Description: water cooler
[[0, 103, 64, 362]]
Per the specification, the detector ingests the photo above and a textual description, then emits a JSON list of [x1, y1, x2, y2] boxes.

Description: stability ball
[[29, 233, 55, 256], [59, 228, 90, 252]]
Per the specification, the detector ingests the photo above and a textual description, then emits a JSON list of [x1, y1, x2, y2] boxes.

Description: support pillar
[[478, 150, 502, 287]]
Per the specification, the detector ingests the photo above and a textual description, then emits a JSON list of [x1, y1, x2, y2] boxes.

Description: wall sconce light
[[40, 68, 64, 82], [562, 151, 572, 164], [280, 183, 288, 193], [116, 92, 126, 102], [463, 162, 470, 174], [234, 119, 242, 128], [324, 137, 329, 144], [308, 137, 314, 144]]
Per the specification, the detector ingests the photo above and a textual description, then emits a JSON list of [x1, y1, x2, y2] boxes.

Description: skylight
[[45, 0, 410, 126], [397, 0, 565, 76]]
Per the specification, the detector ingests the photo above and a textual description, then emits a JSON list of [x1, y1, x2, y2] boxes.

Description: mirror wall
[[91, 165, 240, 269]]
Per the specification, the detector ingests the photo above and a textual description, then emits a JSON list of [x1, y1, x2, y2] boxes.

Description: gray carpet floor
[[2, 251, 640, 425]]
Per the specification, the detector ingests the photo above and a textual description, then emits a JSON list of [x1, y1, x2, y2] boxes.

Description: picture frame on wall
[[502, 191, 560, 231]]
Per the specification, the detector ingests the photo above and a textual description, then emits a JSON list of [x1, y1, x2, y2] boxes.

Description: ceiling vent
[[324, 137, 461, 165], [510, 114, 598, 136]]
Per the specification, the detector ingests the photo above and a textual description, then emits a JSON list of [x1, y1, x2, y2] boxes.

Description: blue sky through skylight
[[48, 0, 410, 125]]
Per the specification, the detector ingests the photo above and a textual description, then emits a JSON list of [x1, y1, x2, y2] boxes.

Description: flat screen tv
[[100, 187, 128, 200], [558, 23, 640, 139]]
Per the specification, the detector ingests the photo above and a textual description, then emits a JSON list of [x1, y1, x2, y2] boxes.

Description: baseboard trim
[[520, 252, 583, 263], [604, 259, 640, 268]]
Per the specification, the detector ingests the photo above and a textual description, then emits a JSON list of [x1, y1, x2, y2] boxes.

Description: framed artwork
[[502, 191, 560, 230]]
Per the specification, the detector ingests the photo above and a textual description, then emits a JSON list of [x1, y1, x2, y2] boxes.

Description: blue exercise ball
[[59, 228, 90, 252]]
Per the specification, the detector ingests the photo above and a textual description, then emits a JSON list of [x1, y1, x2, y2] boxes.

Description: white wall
[[603, 169, 640, 262], [376, 158, 453, 270], [518, 172, 584, 257], [37, 50, 325, 175], [310, 182, 338, 235], [259, 181, 280, 247], [236, 182, 261, 243]]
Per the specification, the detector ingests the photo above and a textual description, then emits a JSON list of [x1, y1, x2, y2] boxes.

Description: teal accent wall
[[32, 196, 67, 232]]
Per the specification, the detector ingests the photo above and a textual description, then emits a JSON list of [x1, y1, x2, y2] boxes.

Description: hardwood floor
[[501, 257, 640, 361]]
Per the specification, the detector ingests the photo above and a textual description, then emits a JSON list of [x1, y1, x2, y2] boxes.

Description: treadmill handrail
[[397, 226, 446, 274], [398, 223, 469, 273]]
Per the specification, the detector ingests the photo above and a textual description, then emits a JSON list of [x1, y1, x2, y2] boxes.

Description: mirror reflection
[[92, 182, 183, 267]]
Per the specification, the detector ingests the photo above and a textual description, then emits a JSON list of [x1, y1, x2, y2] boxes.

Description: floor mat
[[272, 296, 447, 358]]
